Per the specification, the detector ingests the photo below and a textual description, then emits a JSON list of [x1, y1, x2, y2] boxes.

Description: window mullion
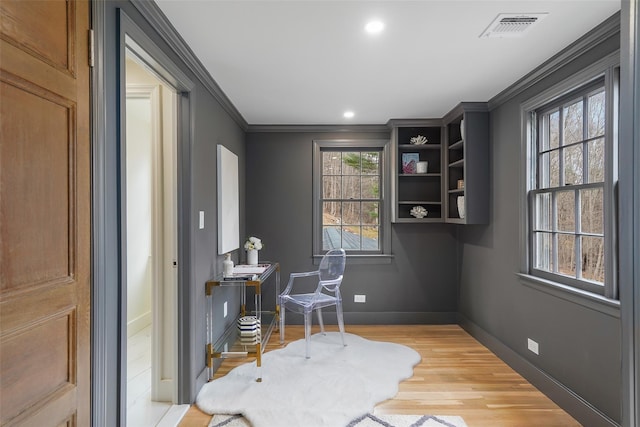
[[575, 187, 582, 279], [559, 107, 565, 187], [583, 95, 590, 184], [552, 191, 558, 273]]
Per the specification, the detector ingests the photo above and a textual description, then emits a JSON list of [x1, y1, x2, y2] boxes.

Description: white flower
[[244, 236, 263, 250]]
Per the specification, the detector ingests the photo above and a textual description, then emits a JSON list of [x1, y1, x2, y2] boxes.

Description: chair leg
[[316, 308, 325, 335], [304, 311, 312, 359], [336, 300, 346, 347], [279, 303, 285, 345]]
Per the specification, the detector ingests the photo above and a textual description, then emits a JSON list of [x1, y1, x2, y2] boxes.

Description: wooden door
[[0, 0, 91, 425]]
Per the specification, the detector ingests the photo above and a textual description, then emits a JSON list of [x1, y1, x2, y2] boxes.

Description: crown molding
[[246, 124, 390, 133], [488, 11, 621, 109], [130, 0, 248, 130]]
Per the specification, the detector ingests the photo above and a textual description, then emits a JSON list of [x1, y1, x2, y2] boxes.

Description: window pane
[[342, 201, 360, 225], [343, 176, 360, 199], [563, 144, 583, 185], [322, 226, 341, 250], [549, 110, 560, 150], [322, 202, 341, 225], [557, 191, 575, 232], [362, 226, 380, 250], [534, 232, 553, 272], [342, 152, 361, 174], [588, 138, 605, 183], [539, 152, 550, 188], [361, 152, 380, 175], [322, 176, 341, 199], [362, 202, 379, 225], [535, 192, 552, 231], [563, 100, 583, 145], [361, 176, 379, 199], [323, 152, 341, 174], [539, 151, 559, 188], [558, 234, 576, 277], [341, 226, 362, 250], [581, 187, 603, 234], [581, 236, 604, 283], [549, 150, 559, 187], [588, 90, 606, 138]]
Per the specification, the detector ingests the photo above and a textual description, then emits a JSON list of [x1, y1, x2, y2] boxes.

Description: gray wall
[[458, 32, 621, 423], [188, 77, 246, 395], [245, 131, 458, 323]]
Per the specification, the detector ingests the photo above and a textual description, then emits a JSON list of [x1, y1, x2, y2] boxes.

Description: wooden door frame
[[91, 5, 195, 426]]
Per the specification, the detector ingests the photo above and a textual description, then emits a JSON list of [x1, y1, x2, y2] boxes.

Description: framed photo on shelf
[[402, 153, 419, 174]]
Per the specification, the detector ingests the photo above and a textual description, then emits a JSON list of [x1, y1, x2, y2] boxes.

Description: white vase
[[223, 253, 234, 277], [247, 249, 258, 265], [416, 161, 428, 174], [457, 196, 465, 219]]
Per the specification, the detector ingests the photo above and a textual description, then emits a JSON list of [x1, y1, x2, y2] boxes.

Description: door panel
[[0, 0, 91, 425], [0, 0, 75, 74]]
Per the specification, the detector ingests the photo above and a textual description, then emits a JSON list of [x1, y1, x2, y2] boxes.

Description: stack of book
[[237, 315, 261, 345]]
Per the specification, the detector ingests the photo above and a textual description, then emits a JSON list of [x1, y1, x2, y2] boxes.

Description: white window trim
[[312, 139, 393, 264], [519, 51, 619, 302]]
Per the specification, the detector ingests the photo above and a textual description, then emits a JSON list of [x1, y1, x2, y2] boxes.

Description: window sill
[[517, 273, 620, 318], [313, 254, 394, 265]]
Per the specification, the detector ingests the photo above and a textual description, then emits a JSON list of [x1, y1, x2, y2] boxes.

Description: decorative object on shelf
[[416, 161, 429, 174], [457, 179, 465, 189], [460, 119, 465, 141], [410, 206, 428, 218], [401, 153, 419, 174], [244, 236, 263, 265], [409, 135, 428, 145], [238, 315, 261, 345], [238, 316, 261, 334], [223, 253, 234, 277], [457, 196, 465, 219]]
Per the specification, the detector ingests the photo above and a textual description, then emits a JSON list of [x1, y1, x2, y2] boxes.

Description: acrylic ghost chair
[[279, 248, 347, 358]]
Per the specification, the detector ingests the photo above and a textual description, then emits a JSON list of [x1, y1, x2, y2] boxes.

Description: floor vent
[[480, 13, 548, 38]]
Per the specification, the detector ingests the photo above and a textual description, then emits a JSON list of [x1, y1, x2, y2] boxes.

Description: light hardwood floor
[[179, 325, 581, 427]]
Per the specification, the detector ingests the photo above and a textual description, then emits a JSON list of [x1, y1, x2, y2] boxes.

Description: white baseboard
[[127, 311, 152, 337]]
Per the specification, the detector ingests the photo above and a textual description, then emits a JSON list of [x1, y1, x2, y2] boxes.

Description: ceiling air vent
[[480, 13, 548, 38]]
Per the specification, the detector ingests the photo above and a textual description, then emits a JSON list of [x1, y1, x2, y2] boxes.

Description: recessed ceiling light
[[343, 111, 355, 119], [365, 20, 384, 34]]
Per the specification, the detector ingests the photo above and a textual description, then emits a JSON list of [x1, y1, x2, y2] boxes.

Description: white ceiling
[[154, 0, 620, 125]]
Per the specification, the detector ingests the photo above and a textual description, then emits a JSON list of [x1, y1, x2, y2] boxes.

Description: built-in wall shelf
[[389, 119, 444, 223], [442, 102, 490, 224], [388, 105, 489, 225]]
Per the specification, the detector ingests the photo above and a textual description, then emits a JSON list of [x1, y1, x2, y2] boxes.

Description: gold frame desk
[[205, 262, 280, 382]]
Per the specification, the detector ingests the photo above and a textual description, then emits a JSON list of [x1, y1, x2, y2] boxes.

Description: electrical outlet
[[528, 338, 539, 355], [223, 301, 228, 318], [354, 294, 366, 303], [199, 211, 205, 229]]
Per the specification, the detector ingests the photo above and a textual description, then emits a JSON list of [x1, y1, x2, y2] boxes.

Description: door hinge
[[88, 29, 95, 67]]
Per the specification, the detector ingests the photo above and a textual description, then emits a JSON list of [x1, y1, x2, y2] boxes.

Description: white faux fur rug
[[197, 332, 422, 427], [208, 413, 468, 427]]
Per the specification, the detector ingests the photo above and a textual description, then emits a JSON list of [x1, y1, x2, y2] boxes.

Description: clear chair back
[[319, 248, 346, 283]]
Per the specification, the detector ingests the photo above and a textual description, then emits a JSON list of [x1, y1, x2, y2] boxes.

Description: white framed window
[[313, 139, 392, 261], [522, 55, 618, 299]]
